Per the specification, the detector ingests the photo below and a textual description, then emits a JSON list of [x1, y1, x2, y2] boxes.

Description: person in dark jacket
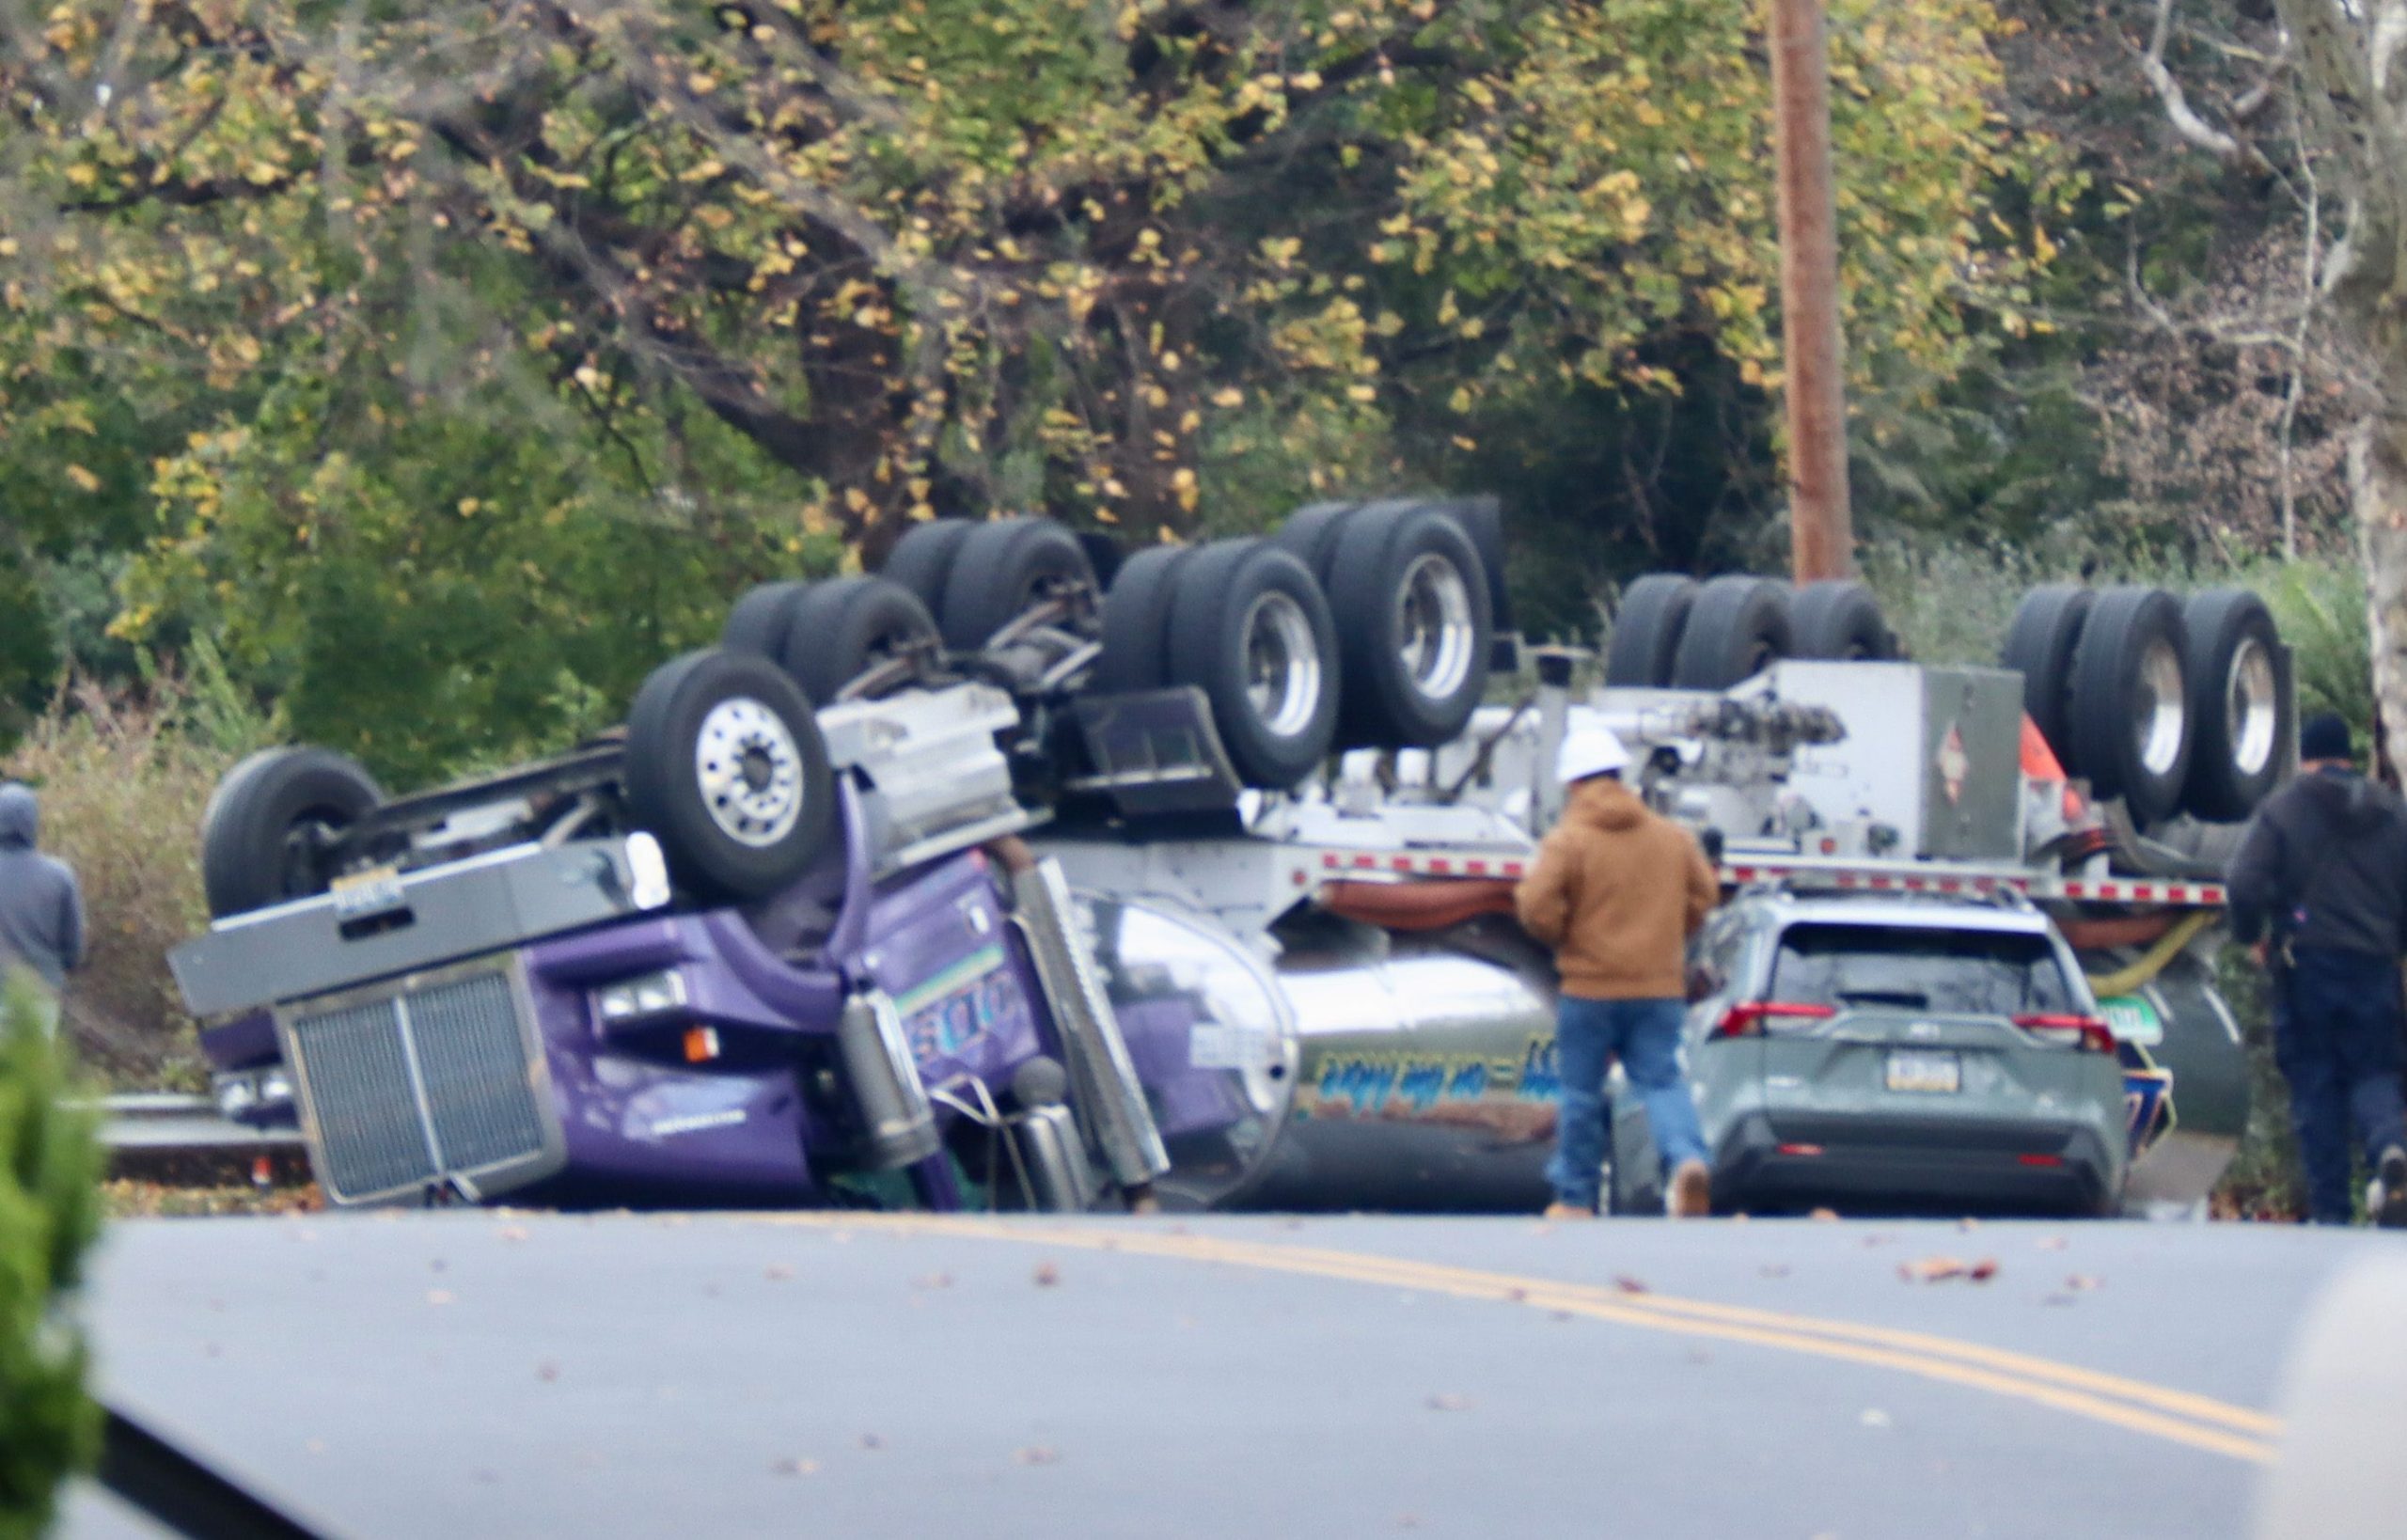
[[0, 782, 85, 1029], [2226, 714, 2407, 1227]]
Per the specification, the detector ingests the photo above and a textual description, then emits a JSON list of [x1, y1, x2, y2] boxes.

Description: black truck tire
[[721, 580, 812, 660], [1326, 502, 1494, 746], [1271, 499, 1369, 584], [1166, 539, 1341, 788], [1789, 579, 1896, 661], [2180, 588, 2288, 821], [1669, 575, 1792, 689], [878, 519, 977, 614], [201, 746, 385, 919], [935, 516, 1097, 651], [624, 649, 836, 904], [2066, 586, 2192, 823], [778, 576, 941, 703], [1093, 544, 1195, 690], [1605, 574, 1700, 686], [2000, 583, 2094, 766], [1446, 495, 1515, 635]]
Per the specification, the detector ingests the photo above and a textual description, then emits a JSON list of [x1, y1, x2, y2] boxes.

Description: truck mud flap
[[1008, 857, 1172, 1191]]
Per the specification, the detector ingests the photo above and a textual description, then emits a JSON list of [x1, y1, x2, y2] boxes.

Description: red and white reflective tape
[[1307, 848, 2224, 907], [1314, 848, 1530, 881], [1723, 863, 2225, 907]]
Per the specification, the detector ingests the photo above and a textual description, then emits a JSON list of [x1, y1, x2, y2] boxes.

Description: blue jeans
[[1548, 995, 1709, 1211], [2274, 948, 2407, 1224]]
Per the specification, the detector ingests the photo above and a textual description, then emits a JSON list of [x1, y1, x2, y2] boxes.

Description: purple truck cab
[[188, 820, 1216, 1213]]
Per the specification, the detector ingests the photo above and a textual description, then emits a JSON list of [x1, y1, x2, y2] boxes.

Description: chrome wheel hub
[[2226, 636, 2277, 777], [1396, 553, 1476, 701], [695, 698, 805, 847], [1243, 591, 1323, 738], [2135, 638, 2188, 778]]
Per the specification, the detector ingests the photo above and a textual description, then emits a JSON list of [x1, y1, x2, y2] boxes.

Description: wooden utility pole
[[1768, 0, 1854, 581]]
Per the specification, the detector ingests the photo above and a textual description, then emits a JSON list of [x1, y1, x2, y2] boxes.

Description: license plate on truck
[[330, 864, 405, 919], [1885, 1049, 1960, 1093]]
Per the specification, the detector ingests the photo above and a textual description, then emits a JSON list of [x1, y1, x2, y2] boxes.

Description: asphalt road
[[62, 1212, 2407, 1539]]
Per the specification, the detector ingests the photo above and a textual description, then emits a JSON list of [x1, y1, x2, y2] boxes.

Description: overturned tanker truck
[[171, 498, 2285, 1215]]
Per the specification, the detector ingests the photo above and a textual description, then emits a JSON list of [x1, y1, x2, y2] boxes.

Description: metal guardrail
[[86, 1093, 304, 1155]]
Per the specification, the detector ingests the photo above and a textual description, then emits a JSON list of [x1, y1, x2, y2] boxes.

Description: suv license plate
[[1885, 1049, 1960, 1094]]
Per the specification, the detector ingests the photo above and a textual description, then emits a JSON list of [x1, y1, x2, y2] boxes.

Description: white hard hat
[[1555, 728, 1630, 785]]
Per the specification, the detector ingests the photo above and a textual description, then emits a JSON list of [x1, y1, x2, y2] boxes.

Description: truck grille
[[285, 966, 558, 1203]]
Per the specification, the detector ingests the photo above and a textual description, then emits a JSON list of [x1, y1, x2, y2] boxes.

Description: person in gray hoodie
[[0, 782, 86, 1019]]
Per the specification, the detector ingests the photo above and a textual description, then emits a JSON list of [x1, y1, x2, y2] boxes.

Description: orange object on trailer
[[2021, 713, 2085, 823]]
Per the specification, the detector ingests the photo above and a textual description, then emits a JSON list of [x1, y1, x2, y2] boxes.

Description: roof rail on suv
[[1747, 875, 2037, 913]]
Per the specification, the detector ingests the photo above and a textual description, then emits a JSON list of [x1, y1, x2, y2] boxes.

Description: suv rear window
[[1766, 923, 2078, 1017]]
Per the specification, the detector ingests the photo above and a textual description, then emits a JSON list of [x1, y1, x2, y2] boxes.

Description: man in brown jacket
[[1516, 728, 1720, 1218]]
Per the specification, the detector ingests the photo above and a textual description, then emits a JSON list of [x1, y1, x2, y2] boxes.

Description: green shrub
[[0, 976, 102, 1540]]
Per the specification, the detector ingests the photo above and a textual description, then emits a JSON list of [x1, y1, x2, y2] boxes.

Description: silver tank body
[[1083, 893, 1559, 1212], [1242, 918, 1561, 1211]]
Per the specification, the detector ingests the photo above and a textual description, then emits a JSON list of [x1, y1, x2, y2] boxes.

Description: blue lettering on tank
[[1395, 1061, 1448, 1112], [1517, 1036, 1560, 1101], [1318, 1056, 1399, 1114]]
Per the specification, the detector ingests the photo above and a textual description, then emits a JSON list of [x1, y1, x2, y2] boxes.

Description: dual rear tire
[[2003, 583, 2286, 824], [1098, 538, 1342, 789], [721, 574, 942, 704], [1605, 574, 1896, 689], [1099, 499, 1499, 787]]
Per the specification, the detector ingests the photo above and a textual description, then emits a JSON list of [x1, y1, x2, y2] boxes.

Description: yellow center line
[[757, 1213, 2281, 1466], [1170, 1234, 2281, 1438]]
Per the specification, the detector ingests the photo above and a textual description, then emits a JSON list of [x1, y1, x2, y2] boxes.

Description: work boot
[[2377, 1146, 2407, 1230], [1667, 1159, 1712, 1218], [1542, 1202, 1597, 1221]]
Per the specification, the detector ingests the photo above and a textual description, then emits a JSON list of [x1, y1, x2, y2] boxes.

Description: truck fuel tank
[[1244, 919, 1558, 1211], [1079, 898, 1562, 1212]]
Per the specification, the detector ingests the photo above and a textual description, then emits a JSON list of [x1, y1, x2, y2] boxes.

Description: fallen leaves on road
[[763, 1264, 794, 1282], [1014, 1446, 1062, 1466], [1808, 1207, 1839, 1221], [1424, 1393, 1473, 1412], [102, 1179, 323, 1218], [1897, 1255, 2000, 1284], [1759, 1264, 1791, 1280], [2064, 1273, 2103, 1292], [771, 1457, 820, 1477], [536, 1361, 560, 1383], [1032, 1261, 1062, 1287], [1613, 1275, 1648, 1295], [857, 1433, 885, 1452], [2036, 1235, 2069, 1250], [496, 1225, 529, 1243]]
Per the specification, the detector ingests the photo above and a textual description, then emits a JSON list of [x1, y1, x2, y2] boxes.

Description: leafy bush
[[0, 976, 102, 1540], [2, 674, 255, 1088]]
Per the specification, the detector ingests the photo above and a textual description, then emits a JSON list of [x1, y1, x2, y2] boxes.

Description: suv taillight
[[1714, 1001, 1838, 1038], [2013, 1013, 2116, 1054]]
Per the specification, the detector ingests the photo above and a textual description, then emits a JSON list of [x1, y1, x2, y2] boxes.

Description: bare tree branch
[[2140, 0, 2255, 164]]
